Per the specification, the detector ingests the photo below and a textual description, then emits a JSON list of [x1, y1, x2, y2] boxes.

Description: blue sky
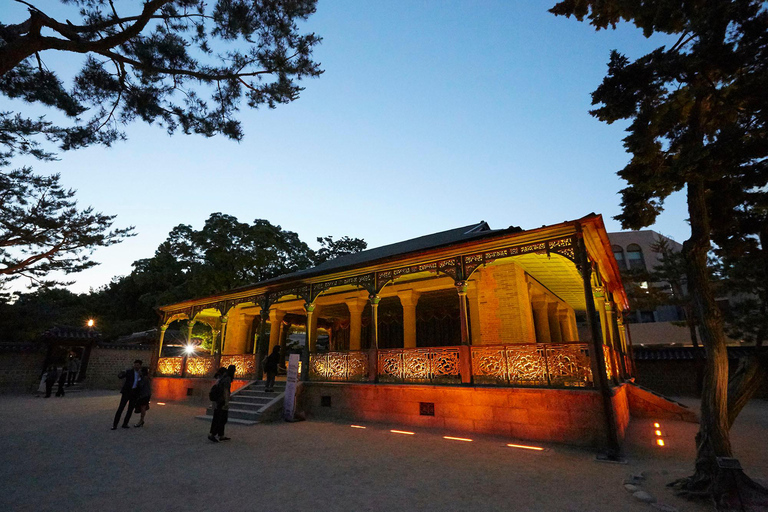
[[7, 1, 689, 294]]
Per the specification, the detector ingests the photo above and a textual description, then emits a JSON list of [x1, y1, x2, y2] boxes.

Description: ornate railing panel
[[310, 351, 369, 382], [157, 357, 183, 377], [185, 356, 216, 378], [472, 343, 593, 387], [220, 354, 257, 378], [377, 347, 461, 384]]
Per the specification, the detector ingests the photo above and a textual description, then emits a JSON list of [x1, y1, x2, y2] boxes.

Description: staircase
[[196, 381, 286, 425]]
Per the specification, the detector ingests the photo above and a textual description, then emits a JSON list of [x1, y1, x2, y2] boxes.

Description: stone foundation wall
[[152, 377, 250, 406], [0, 344, 47, 392], [301, 382, 629, 447], [86, 344, 154, 390]]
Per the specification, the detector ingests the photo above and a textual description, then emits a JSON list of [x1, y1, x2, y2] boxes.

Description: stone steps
[[195, 380, 285, 425]]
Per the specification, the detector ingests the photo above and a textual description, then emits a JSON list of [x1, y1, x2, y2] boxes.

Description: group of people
[[38, 353, 81, 398], [109, 347, 284, 441], [112, 359, 152, 429]]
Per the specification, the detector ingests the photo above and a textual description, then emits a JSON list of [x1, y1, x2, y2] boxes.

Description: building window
[[626, 244, 645, 270], [612, 245, 626, 269]]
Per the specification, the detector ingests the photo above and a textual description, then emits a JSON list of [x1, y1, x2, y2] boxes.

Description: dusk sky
[[7, 1, 688, 294]]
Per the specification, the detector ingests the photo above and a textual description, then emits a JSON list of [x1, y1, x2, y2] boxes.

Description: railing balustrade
[[157, 357, 183, 377], [310, 351, 369, 382], [158, 340, 618, 388], [471, 342, 593, 387], [378, 347, 462, 384], [185, 355, 216, 378], [220, 354, 257, 378]]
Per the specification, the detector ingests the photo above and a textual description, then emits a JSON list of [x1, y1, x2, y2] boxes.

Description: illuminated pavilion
[[153, 213, 637, 448]]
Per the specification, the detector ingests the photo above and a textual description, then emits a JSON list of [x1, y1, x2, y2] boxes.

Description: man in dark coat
[[112, 359, 143, 430]]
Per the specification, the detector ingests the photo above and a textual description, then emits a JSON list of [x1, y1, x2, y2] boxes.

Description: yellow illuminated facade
[[155, 214, 632, 387]]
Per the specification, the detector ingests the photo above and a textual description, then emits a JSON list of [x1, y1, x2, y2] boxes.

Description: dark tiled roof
[[41, 326, 102, 341], [634, 346, 760, 361], [245, 221, 499, 289]]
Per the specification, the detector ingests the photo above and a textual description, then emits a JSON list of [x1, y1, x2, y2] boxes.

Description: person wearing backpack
[[208, 366, 233, 442]]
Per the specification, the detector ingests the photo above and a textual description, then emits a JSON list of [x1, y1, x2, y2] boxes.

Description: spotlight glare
[[185, 345, 196, 354], [506, 443, 544, 451]]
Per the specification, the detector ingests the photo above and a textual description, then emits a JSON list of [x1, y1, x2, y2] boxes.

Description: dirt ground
[[1, 391, 766, 512]]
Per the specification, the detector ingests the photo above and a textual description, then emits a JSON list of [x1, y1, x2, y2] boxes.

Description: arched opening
[[626, 244, 645, 270], [612, 244, 626, 270]]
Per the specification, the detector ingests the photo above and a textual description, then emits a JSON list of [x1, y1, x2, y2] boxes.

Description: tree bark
[[679, 178, 733, 490]]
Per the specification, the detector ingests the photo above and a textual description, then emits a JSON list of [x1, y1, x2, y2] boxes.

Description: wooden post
[[368, 294, 380, 382], [301, 304, 314, 381], [157, 325, 168, 359], [578, 235, 622, 458], [456, 281, 473, 384], [255, 309, 268, 380]]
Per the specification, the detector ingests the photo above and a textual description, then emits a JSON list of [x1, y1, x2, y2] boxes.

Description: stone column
[[397, 290, 420, 349], [210, 328, 220, 356], [346, 298, 367, 351], [547, 303, 563, 343], [466, 280, 482, 344], [268, 309, 285, 353], [531, 299, 551, 343], [157, 325, 168, 359], [558, 309, 572, 341]]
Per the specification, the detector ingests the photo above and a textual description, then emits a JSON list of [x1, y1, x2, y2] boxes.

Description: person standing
[[134, 367, 151, 427], [66, 355, 81, 386], [44, 366, 57, 398], [112, 359, 142, 430], [208, 365, 234, 442], [55, 365, 67, 397], [262, 345, 281, 393]]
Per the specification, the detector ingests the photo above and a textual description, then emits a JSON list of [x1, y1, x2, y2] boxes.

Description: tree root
[[669, 470, 768, 511]]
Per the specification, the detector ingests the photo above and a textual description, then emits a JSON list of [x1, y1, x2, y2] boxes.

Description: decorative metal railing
[[310, 351, 369, 382], [157, 357, 183, 377], [220, 354, 257, 378], [378, 347, 462, 384], [471, 342, 593, 387], [185, 355, 216, 377]]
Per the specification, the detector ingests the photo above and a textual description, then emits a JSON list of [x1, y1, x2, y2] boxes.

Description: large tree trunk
[[673, 180, 768, 510], [680, 178, 733, 488]]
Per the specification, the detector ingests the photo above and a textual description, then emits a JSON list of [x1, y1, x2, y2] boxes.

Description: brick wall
[[635, 359, 768, 399], [0, 344, 47, 392], [152, 377, 250, 405], [86, 344, 154, 390], [302, 382, 629, 448]]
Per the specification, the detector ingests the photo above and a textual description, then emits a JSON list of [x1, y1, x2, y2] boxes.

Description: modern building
[[151, 214, 659, 448]]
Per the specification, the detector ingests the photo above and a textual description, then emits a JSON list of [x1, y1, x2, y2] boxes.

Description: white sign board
[[283, 353, 299, 421]]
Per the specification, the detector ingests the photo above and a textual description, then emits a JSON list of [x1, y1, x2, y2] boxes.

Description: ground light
[[443, 436, 473, 442], [86, 319, 94, 327], [506, 443, 545, 451], [654, 421, 666, 447], [156, 402, 166, 406], [350, 425, 366, 429], [390, 430, 415, 435]]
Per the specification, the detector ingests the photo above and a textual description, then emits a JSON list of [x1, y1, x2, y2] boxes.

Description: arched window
[[612, 245, 626, 269], [626, 244, 645, 270]]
